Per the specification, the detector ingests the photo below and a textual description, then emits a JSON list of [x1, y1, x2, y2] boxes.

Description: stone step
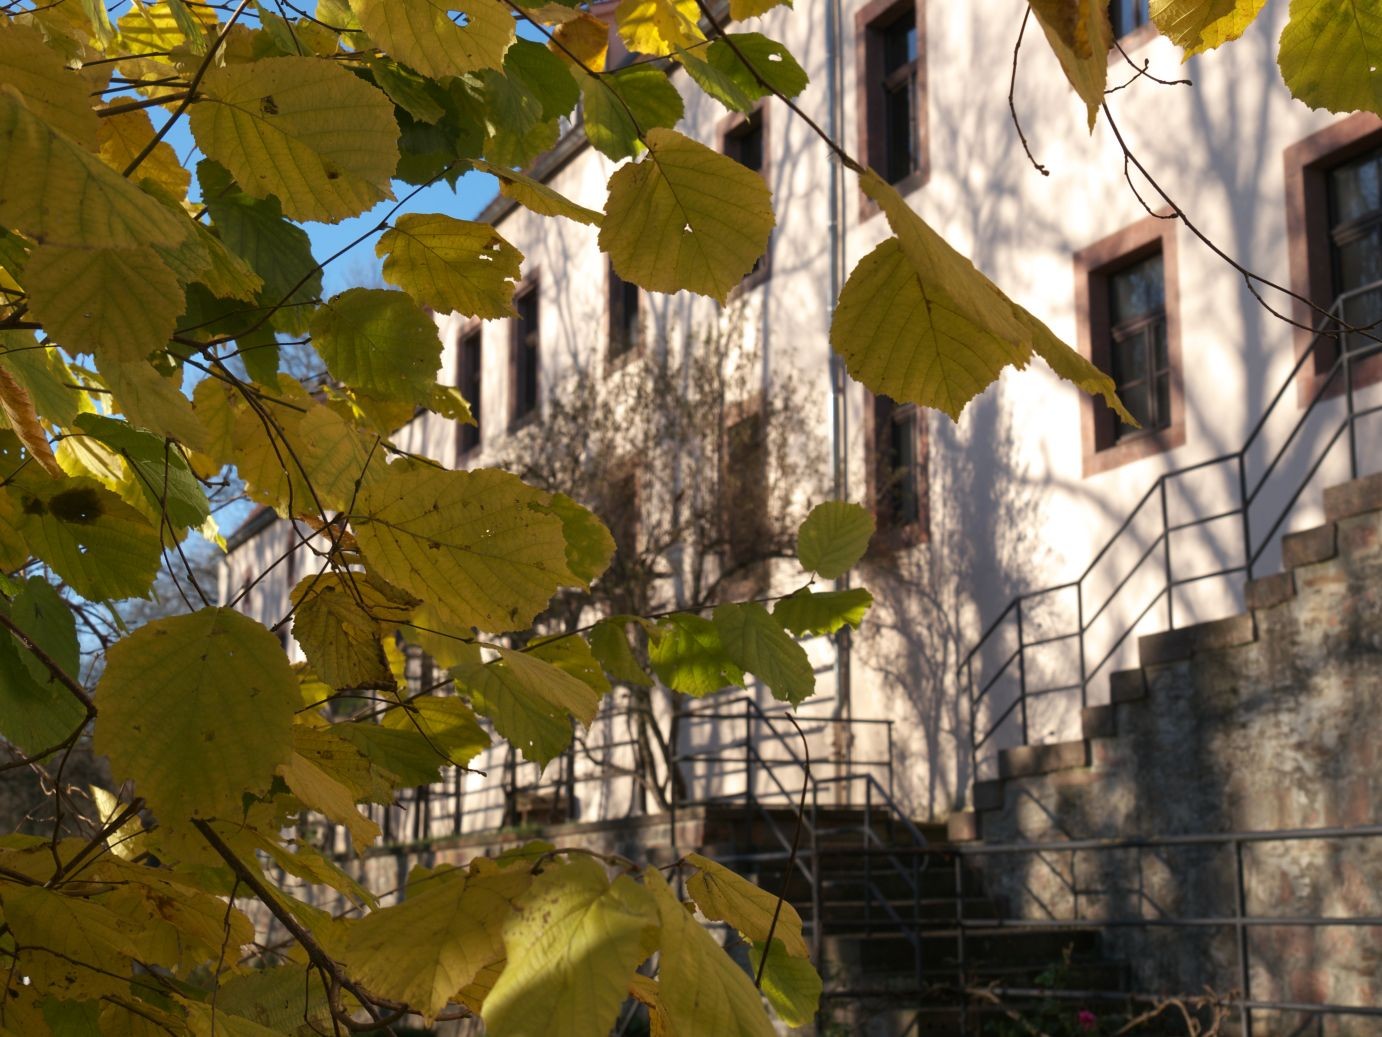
[[1137, 612, 1256, 666], [1324, 470, 1382, 522], [997, 738, 1089, 780]]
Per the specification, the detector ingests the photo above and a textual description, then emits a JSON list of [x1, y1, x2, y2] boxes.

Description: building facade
[[219, 0, 1382, 836]]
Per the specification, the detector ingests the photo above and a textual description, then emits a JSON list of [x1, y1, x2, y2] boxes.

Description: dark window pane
[[726, 414, 768, 565], [882, 13, 916, 74], [513, 287, 539, 422], [609, 266, 639, 359], [1329, 151, 1382, 225], [1109, 254, 1164, 324], [1152, 320, 1168, 370], [883, 83, 914, 184], [875, 396, 920, 528], [606, 473, 638, 573], [1336, 232, 1382, 294], [1120, 382, 1152, 433], [1112, 333, 1146, 384], [1155, 373, 1170, 428], [458, 330, 481, 454], [725, 114, 764, 174]]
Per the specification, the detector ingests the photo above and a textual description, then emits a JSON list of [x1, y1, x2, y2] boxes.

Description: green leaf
[[368, 56, 446, 123], [2, 886, 140, 1000], [832, 172, 1134, 423], [332, 720, 455, 787], [378, 213, 524, 318], [0, 578, 85, 754], [290, 573, 410, 691], [72, 413, 209, 530], [530, 634, 612, 694], [0, 22, 101, 150], [1278, 0, 1382, 115], [601, 127, 774, 304], [92, 608, 299, 822], [589, 618, 652, 686], [309, 288, 442, 405], [101, 359, 210, 454], [381, 694, 491, 766], [190, 56, 399, 223], [353, 465, 580, 634], [797, 500, 874, 578], [279, 749, 381, 848], [685, 851, 808, 959], [1149, 0, 1267, 56], [9, 477, 161, 601], [22, 245, 183, 364], [713, 602, 815, 706], [644, 868, 776, 1037], [705, 33, 810, 101], [750, 937, 822, 1028], [0, 362, 60, 477], [1027, 0, 1113, 129], [198, 160, 322, 334], [648, 613, 744, 697], [505, 38, 579, 121], [675, 45, 757, 112], [543, 491, 615, 587], [473, 159, 603, 226], [476, 67, 560, 168], [0, 338, 84, 429], [482, 855, 658, 1037], [774, 587, 873, 637], [340, 864, 528, 1021], [457, 647, 600, 765], [0, 87, 190, 250], [350, 0, 515, 79], [579, 66, 685, 162]]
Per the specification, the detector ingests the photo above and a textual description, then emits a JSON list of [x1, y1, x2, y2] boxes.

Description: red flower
[[1077, 1009, 1098, 1031]]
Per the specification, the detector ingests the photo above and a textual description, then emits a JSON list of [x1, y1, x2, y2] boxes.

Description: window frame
[[455, 320, 482, 461], [856, 0, 928, 215], [1073, 212, 1186, 477], [1284, 113, 1382, 405], [864, 392, 929, 550], [509, 277, 541, 429], [718, 105, 772, 290]]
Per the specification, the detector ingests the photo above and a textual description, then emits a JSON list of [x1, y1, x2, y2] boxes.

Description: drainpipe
[[824, 0, 851, 795]]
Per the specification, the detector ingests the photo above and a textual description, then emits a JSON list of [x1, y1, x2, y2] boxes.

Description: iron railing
[[960, 285, 1382, 781], [671, 695, 931, 986]]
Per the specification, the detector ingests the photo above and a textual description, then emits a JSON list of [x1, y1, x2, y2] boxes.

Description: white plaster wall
[[219, 0, 1381, 824]]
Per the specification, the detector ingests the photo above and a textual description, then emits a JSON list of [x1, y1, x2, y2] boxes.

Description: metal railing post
[[1077, 582, 1087, 710], [1239, 452, 1253, 582], [1345, 347, 1358, 480], [1234, 838, 1253, 1037], [745, 700, 755, 810], [1016, 599, 1029, 746], [1160, 479, 1174, 629]]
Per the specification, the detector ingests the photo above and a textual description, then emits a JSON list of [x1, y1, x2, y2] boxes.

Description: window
[[721, 108, 770, 283], [1284, 114, 1382, 400], [1106, 253, 1169, 439], [870, 395, 926, 541], [724, 411, 769, 568], [1109, 0, 1149, 39], [858, 0, 925, 192], [510, 282, 539, 426], [604, 470, 639, 582], [457, 326, 482, 457], [1074, 213, 1185, 475], [608, 264, 640, 362], [1327, 147, 1382, 354]]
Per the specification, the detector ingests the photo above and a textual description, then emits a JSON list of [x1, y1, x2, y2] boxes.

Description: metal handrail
[[959, 284, 1382, 781]]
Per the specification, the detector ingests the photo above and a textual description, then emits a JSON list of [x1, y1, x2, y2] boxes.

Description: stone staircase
[[708, 806, 1130, 1035], [947, 471, 1382, 1034]]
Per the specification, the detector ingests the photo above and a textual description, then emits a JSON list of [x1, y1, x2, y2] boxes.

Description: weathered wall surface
[[973, 475, 1382, 1033]]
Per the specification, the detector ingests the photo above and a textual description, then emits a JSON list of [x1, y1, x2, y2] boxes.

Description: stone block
[[972, 779, 1004, 812], [1109, 668, 1147, 703], [1282, 523, 1337, 569], [1245, 570, 1296, 611], [1081, 704, 1117, 740], [1324, 471, 1382, 522], [1338, 514, 1380, 559], [1138, 613, 1256, 666], [998, 739, 1089, 780], [946, 810, 980, 842]]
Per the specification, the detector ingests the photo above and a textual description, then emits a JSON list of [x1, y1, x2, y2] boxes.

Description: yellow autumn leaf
[[0, 22, 101, 151], [97, 105, 192, 199], [190, 57, 399, 223], [0, 87, 190, 250], [377, 214, 525, 318], [1277, 0, 1382, 116], [350, 0, 515, 79], [614, 0, 704, 57], [0, 365, 60, 476], [600, 127, 774, 303], [22, 245, 184, 364], [93, 608, 299, 823], [1027, 0, 1113, 129]]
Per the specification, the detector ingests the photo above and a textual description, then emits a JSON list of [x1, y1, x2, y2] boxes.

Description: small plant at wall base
[[0, 0, 1373, 1034]]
